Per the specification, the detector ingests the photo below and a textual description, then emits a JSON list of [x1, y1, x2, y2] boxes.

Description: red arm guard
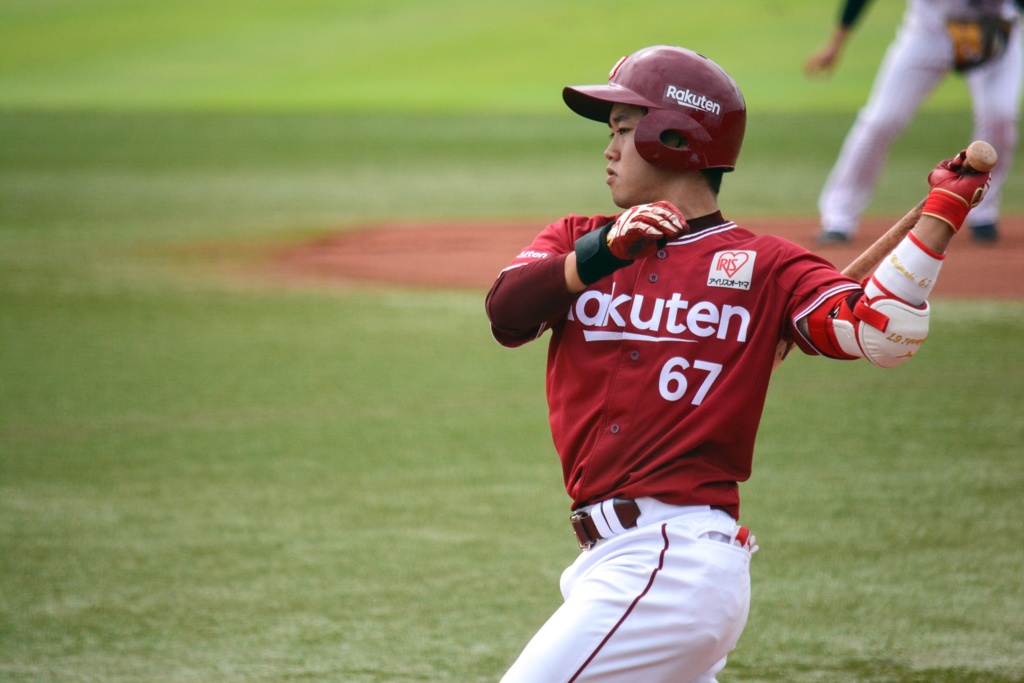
[[800, 289, 862, 360]]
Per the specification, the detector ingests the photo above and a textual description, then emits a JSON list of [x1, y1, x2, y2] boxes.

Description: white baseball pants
[[500, 500, 753, 683]]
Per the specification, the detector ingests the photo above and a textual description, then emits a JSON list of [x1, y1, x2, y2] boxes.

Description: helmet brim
[[562, 84, 661, 123]]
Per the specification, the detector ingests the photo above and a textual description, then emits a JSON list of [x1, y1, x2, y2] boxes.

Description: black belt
[[570, 499, 641, 550]]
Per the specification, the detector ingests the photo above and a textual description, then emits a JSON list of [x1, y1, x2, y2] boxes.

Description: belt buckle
[[570, 510, 594, 551]]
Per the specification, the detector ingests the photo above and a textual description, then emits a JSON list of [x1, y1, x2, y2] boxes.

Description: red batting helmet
[[563, 45, 746, 171]]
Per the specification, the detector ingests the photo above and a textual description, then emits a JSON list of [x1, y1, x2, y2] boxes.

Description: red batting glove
[[921, 150, 991, 232], [606, 201, 688, 260]]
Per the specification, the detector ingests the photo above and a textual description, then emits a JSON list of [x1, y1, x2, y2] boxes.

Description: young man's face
[[604, 103, 677, 209]]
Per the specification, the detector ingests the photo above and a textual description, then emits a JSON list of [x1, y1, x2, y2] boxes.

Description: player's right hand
[[922, 151, 991, 231], [803, 47, 839, 75], [606, 201, 687, 260], [804, 27, 849, 76]]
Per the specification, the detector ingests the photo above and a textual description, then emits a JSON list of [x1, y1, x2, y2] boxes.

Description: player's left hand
[[606, 201, 688, 260], [922, 151, 991, 231]]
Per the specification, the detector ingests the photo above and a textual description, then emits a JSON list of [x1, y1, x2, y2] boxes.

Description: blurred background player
[[806, 0, 1020, 243]]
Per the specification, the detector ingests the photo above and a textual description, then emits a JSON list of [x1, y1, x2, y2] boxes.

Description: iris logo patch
[[708, 250, 756, 290]]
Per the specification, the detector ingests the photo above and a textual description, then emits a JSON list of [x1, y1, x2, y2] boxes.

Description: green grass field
[[2, 2, 1023, 681]]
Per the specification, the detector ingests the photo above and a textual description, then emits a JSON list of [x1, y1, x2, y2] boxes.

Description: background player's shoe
[[969, 222, 998, 242], [817, 229, 852, 245]]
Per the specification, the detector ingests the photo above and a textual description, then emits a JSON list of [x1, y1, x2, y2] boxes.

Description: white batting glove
[[606, 201, 688, 260]]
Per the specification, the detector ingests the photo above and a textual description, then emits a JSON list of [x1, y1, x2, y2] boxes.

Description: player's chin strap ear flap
[[634, 110, 710, 171]]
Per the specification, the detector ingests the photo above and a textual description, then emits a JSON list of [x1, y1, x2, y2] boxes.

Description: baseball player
[[485, 45, 990, 682], [806, 0, 1020, 244]]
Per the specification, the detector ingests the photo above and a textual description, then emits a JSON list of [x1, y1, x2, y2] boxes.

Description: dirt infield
[[271, 216, 1024, 299]]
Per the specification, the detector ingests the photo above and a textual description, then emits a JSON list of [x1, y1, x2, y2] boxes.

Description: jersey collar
[[685, 211, 727, 234]]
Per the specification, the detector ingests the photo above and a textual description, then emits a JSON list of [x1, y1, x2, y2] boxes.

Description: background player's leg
[[964, 24, 1023, 239], [818, 25, 948, 241]]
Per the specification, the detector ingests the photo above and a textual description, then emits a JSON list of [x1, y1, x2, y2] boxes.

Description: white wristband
[[864, 232, 945, 306]]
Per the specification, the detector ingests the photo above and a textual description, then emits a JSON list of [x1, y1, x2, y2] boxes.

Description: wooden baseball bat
[[840, 200, 924, 281], [962, 139, 998, 173], [772, 140, 997, 368], [842, 140, 996, 281], [843, 140, 996, 279]]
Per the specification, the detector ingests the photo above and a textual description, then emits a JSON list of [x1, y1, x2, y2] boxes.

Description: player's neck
[[664, 184, 719, 221]]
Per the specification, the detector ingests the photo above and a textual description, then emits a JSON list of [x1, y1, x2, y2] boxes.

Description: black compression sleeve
[[574, 223, 632, 285]]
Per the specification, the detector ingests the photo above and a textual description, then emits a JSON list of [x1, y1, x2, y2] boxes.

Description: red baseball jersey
[[487, 212, 860, 519]]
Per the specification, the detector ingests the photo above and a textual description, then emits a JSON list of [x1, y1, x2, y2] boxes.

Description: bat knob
[[965, 140, 997, 173]]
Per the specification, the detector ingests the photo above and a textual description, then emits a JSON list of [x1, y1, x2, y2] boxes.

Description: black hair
[[702, 168, 724, 195]]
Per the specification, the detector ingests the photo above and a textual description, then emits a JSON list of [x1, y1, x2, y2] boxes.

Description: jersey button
[[630, 350, 640, 361], [648, 273, 659, 283], [656, 249, 667, 259], [610, 424, 620, 434]]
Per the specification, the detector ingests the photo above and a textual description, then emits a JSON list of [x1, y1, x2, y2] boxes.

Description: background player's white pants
[[819, 15, 1022, 234], [500, 504, 752, 683]]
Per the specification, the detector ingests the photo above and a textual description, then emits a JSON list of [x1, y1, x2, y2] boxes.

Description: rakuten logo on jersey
[[665, 85, 721, 115], [568, 290, 751, 343]]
